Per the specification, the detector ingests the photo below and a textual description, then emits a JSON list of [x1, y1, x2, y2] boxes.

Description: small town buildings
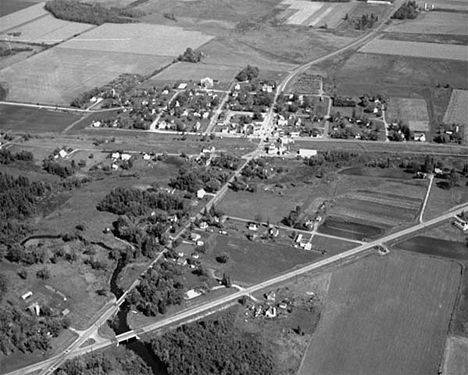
[[298, 149, 318, 158], [21, 291, 33, 300], [197, 188, 206, 199], [191, 233, 201, 241], [265, 306, 277, 318], [176, 257, 187, 266], [27, 302, 40, 316], [185, 289, 202, 300], [248, 223, 259, 231], [177, 83, 188, 90], [199, 222, 209, 230]]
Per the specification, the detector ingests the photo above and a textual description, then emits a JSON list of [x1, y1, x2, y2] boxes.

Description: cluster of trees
[[353, 13, 379, 30], [150, 312, 277, 375], [332, 97, 356, 107], [210, 153, 241, 171], [0, 149, 34, 164], [45, 0, 138, 25], [0, 302, 70, 355], [228, 89, 274, 113], [282, 205, 306, 229], [57, 347, 152, 375], [42, 159, 76, 178], [275, 93, 316, 116], [388, 122, 411, 142], [392, 1, 419, 20], [170, 166, 230, 193], [242, 158, 269, 180], [177, 47, 203, 63], [128, 261, 185, 316], [97, 187, 187, 217], [0, 172, 50, 247], [235, 65, 260, 82]]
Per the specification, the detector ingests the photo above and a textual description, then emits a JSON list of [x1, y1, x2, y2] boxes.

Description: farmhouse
[[199, 221, 209, 230], [197, 188, 207, 199], [248, 223, 259, 231], [453, 217, 468, 232], [185, 289, 202, 300]]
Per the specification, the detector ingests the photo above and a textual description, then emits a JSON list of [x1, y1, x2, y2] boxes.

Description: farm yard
[[358, 39, 468, 61], [0, 14, 95, 45], [387, 97, 430, 132], [150, 62, 239, 84], [414, 0, 468, 12], [385, 11, 468, 35], [59, 23, 214, 57], [276, 0, 355, 28], [0, 104, 83, 132], [0, 47, 172, 105], [443, 89, 468, 125], [0, 2, 48, 33], [299, 251, 461, 375]]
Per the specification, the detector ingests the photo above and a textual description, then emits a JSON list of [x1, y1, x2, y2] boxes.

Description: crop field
[[0, 14, 94, 44], [388, 97, 430, 131], [60, 23, 214, 57], [441, 336, 468, 375], [0, 47, 172, 105], [443, 89, 468, 125], [329, 189, 422, 227], [359, 39, 468, 61], [150, 62, 239, 83], [299, 252, 461, 375], [0, 0, 36, 17], [0, 2, 47, 32], [277, 0, 355, 28], [0, 104, 83, 132], [394, 236, 468, 260], [385, 11, 468, 35]]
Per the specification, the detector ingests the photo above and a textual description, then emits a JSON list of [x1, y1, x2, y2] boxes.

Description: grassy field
[[60, 23, 214, 57], [0, 47, 172, 105], [385, 11, 468, 35], [150, 62, 239, 83], [0, 0, 36, 17], [387, 97, 430, 131], [422, 182, 468, 221], [441, 336, 468, 375], [0, 14, 94, 44], [359, 38, 468, 61], [443, 89, 468, 125], [0, 104, 83, 132], [299, 251, 462, 375], [0, 2, 47, 32]]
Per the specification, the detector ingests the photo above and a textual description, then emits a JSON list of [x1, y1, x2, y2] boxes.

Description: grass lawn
[[299, 251, 461, 375], [0, 105, 83, 133]]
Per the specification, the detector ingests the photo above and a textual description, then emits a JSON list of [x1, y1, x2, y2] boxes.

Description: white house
[[143, 153, 151, 161], [185, 289, 202, 300], [191, 233, 201, 241], [197, 188, 206, 199], [121, 153, 132, 161], [199, 222, 209, 230], [298, 149, 317, 158], [248, 223, 259, 231], [453, 217, 468, 232], [111, 152, 120, 159], [58, 149, 67, 158], [21, 291, 33, 300], [177, 83, 188, 90]]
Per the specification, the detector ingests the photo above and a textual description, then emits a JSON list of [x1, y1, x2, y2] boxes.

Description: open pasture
[[0, 104, 83, 132], [443, 89, 468, 125], [150, 62, 239, 83], [0, 2, 47, 32], [0, 47, 172, 105], [278, 0, 355, 28], [330, 189, 422, 227], [299, 251, 461, 375], [0, 0, 36, 17], [385, 11, 468, 35], [60, 23, 214, 57], [359, 38, 468, 61], [388, 97, 430, 131], [0, 14, 94, 44]]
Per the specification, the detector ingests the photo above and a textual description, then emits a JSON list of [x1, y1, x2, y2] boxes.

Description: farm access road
[[64, 203, 468, 360]]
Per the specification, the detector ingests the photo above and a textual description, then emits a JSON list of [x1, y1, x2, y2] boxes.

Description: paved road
[[69, 203, 468, 358]]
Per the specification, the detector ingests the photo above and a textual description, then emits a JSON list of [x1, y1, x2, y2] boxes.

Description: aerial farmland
[[0, 0, 467, 374]]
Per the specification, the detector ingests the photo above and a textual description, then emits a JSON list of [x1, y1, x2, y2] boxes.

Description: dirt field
[[0, 47, 172, 105], [0, 104, 83, 132], [299, 251, 462, 375], [441, 336, 468, 375], [443, 89, 468, 125], [150, 62, 239, 83], [359, 38, 468, 61], [278, 0, 355, 28], [0, 14, 94, 44], [0, 2, 47, 32], [387, 97, 430, 131], [394, 236, 468, 260], [385, 11, 468, 35], [60, 23, 214, 57]]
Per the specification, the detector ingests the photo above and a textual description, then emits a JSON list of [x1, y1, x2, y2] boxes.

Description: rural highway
[[66, 203, 468, 360]]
